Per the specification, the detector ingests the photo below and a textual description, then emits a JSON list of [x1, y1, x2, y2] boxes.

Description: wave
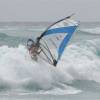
[[0, 33, 27, 46], [0, 33, 10, 38], [0, 39, 100, 94], [80, 27, 100, 34], [61, 39, 100, 82], [0, 45, 81, 94], [0, 27, 44, 32]]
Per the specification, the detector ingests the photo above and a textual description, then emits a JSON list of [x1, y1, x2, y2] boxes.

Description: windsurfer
[[28, 38, 41, 61], [27, 14, 78, 67]]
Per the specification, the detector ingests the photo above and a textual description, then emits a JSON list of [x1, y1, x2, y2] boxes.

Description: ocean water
[[0, 22, 100, 100]]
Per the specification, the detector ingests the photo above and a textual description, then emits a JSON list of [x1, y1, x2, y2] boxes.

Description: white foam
[[59, 40, 100, 83], [0, 40, 100, 94], [0, 45, 78, 94]]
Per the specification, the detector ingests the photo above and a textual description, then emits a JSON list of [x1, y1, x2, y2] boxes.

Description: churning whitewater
[[0, 22, 100, 97], [0, 45, 81, 95], [0, 38, 100, 95]]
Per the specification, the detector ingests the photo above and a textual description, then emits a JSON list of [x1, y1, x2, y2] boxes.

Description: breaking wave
[[80, 27, 100, 34], [0, 38, 100, 95]]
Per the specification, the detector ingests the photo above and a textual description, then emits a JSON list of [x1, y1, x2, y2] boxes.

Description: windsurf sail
[[28, 14, 79, 66]]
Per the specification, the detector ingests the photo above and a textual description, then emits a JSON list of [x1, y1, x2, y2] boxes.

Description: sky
[[0, 0, 99, 22]]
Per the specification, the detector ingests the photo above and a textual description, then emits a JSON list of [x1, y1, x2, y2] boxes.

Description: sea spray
[[0, 38, 100, 94]]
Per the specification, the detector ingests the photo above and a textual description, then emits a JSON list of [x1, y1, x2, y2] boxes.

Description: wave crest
[[80, 27, 100, 34]]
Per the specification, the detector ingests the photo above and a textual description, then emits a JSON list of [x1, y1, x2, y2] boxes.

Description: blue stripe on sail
[[43, 26, 77, 36], [57, 26, 77, 61]]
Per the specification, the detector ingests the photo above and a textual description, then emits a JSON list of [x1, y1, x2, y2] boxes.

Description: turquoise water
[[0, 22, 100, 100]]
